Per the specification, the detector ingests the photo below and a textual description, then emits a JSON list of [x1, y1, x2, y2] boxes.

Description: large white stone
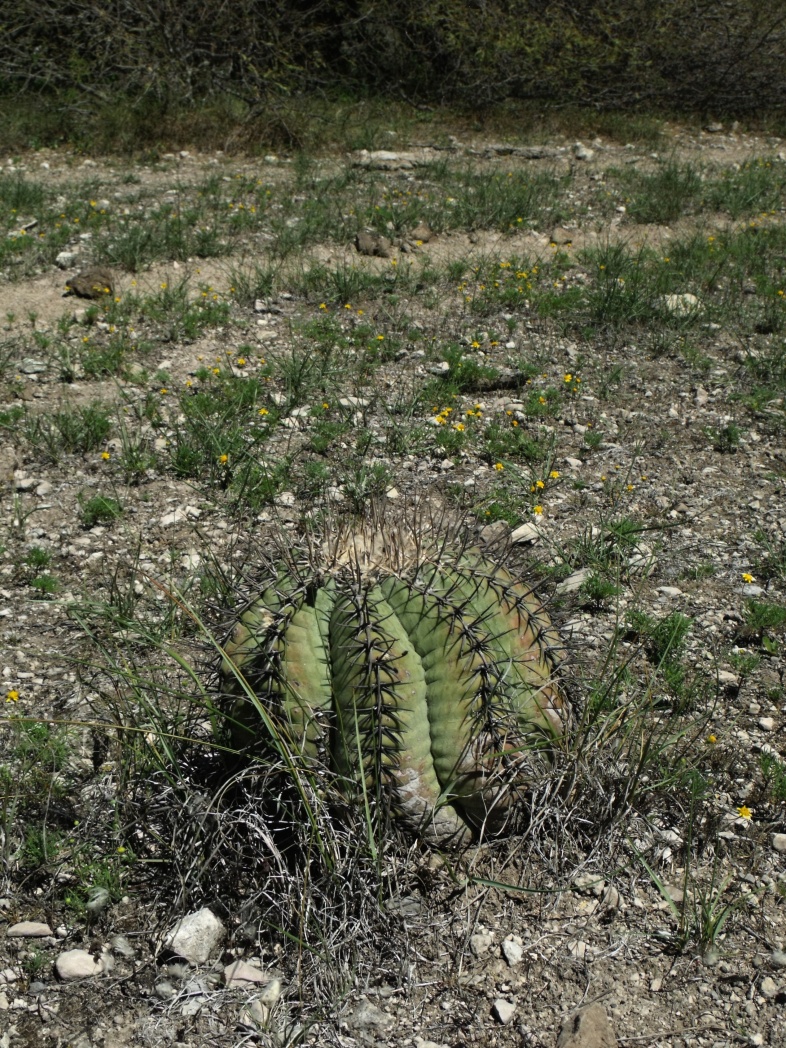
[[55, 949, 112, 981], [164, 907, 225, 964]]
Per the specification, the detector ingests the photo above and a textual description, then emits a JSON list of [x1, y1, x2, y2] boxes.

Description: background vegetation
[[2, 0, 786, 152]]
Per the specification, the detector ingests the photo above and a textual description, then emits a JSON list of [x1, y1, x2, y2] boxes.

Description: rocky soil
[[0, 124, 784, 1048]]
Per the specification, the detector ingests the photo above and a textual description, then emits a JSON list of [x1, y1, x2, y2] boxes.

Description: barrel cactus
[[220, 518, 566, 845]]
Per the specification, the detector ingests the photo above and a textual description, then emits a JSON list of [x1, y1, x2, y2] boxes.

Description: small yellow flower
[[564, 373, 572, 383], [117, 846, 126, 854], [454, 422, 465, 432], [219, 454, 228, 464], [101, 451, 111, 461], [377, 334, 384, 341], [707, 734, 717, 744], [538, 396, 546, 405], [742, 573, 755, 584], [322, 402, 329, 410], [535, 479, 545, 490], [160, 282, 167, 290], [344, 303, 352, 310], [533, 505, 543, 515], [549, 470, 560, 479], [237, 357, 246, 366], [319, 303, 327, 310], [5, 689, 19, 703], [212, 367, 220, 376], [471, 341, 480, 349], [494, 462, 504, 471], [736, 805, 752, 820], [159, 388, 168, 395]]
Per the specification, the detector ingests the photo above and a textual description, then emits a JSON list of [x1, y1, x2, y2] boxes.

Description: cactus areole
[[221, 532, 566, 845]]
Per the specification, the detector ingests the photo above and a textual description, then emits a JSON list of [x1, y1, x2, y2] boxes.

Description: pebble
[[163, 907, 225, 964], [759, 976, 778, 998], [470, 931, 494, 956], [349, 999, 393, 1028], [8, 922, 52, 938], [556, 567, 593, 595], [773, 834, 786, 853], [501, 936, 523, 966], [758, 717, 776, 731], [771, 951, 786, 967], [239, 999, 269, 1027], [493, 999, 517, 1024]]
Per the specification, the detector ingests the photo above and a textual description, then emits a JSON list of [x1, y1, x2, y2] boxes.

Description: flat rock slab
[[55, 949, 111, 981], [163, 907, 225, 964], [558, 1004, 618, 1048], [223, 960, 268, 986], [8, 922, 52, 937]]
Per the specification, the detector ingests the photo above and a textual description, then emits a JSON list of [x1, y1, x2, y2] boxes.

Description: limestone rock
[[661, 293, 700, 317], [8, 922, 52, 938], [163, 907, 225, 964], [223, 960, 268, 987], [55, 949, 112, 981], [493, 999, 516, 1024]]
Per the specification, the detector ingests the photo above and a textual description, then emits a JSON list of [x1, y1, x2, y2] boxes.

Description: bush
[[1, 0, 785, 134]]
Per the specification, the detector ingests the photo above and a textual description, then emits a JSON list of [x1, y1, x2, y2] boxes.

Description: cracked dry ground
[[0, 123, 784, 1048]]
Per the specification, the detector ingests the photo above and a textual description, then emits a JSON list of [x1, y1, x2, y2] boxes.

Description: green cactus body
[[221, 548, 565, 844]]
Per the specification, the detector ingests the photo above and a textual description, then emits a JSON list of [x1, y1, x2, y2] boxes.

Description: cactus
[[220, 520, 566, 844]]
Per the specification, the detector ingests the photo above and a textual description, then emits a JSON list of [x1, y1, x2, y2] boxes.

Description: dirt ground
[[0, 123, 784, 1048]]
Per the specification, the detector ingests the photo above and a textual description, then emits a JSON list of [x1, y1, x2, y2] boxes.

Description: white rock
[[160, 508, 187, 527], [35, 482, 52, 497], [758, 717, 776, 732], [338, 396, 370, 409], [493, 999, 517, 1025], [55, 949, 110, 980], [350, 999, 393, 1028], [760, 976, 778, 998], [223, 960, 268, 986], [662, 293, 700, 316], [511, 522, 542, 544], [163, 907, 225, 964], [258, 977, 281, 1006], [556, 567, 593, 595], [55, 251, 78, 269], [470, 931, 494, 956], [239, 999, 269, 1027], [8, 922, 52, 938], [501, 937, 524, 966], [573, 142, 594, 161], [772, 833, 786, 853], [771, 950, 786, 967]]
